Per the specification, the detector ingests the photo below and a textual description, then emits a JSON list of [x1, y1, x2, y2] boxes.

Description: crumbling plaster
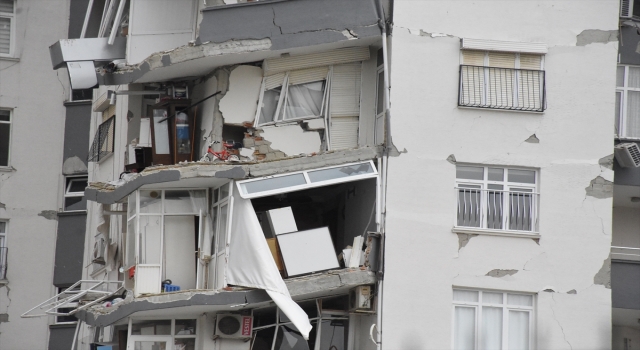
[[382, 1, 616, 348]]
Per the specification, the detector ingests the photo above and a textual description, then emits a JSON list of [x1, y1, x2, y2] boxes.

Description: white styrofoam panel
[[267, 207, 298, 235], [277, 227, 340, 277]]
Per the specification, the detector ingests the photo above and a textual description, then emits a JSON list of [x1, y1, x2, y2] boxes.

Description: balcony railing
[[0, 247, 7, 280], [458, 65, 546, 112], [455, 187, 539, 233]]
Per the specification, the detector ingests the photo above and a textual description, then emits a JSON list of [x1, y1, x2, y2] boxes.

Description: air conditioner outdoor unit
[[349, 285, 373, 312], [214, 314, 252, 340], [621, 0, 633, 18], [615, 142, 640, 168]]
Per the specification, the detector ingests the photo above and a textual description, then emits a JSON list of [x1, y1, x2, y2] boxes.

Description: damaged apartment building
[[17, 0, 627, 349]]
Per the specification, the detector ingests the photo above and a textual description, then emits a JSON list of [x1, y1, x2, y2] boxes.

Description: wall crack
[[550, 294, 573, 350]]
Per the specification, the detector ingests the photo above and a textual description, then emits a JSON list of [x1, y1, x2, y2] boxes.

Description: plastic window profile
[[236, 160, 378, 199]]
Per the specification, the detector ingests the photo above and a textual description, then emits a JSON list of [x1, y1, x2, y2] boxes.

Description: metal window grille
[[456, 188, 539, 232], [459, 65, 546, 112], [88, 116, 115, 162]]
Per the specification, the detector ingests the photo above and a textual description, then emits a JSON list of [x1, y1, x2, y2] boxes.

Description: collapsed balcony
[[114, 160, 380, 299]]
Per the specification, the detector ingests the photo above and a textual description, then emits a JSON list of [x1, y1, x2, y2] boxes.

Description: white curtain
[[454, 306, 476, 350], [284, 81, 324, 120], [226, 192, 312, 340], [481, 307, 502, 350], [508, 310, 530, 350]]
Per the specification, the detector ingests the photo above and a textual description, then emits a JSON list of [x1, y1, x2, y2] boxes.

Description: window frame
[[54, 286, 79, 325], [0, 0, 15, 58], [255, 70, 331, 127], [458, 50, 546, 112], [615, 65, 640, 139], [0, 108, 12, 168], [0, 220, 6, 280], [452, 289, 535, 350], [63, 176, 88, 212], [126, 318, 197, 350], [454, 165, 539, 234]]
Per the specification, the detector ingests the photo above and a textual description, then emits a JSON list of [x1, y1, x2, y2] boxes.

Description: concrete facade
[[383, 1, 617, 349], [31, 0, 626, 349], [0, 0, 75, 349]]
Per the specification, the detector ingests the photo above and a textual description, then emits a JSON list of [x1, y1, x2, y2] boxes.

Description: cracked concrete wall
[[0, 0, 71, 348], [198, 0, 381, 51], [382, 1, 616, 349]]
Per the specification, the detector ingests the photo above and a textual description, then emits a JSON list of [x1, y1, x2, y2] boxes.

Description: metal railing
[[0, 247, 6, 280], [87, 116, 115, 162], [459, 65, 546, 112], [456, 187, 539, 232]]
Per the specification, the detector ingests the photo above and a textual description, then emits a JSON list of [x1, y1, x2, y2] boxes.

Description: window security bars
[[0, 247, 6, 280], [456, 187, 539, 232], [88, 115, 115, 162], [459, 65, 546, 112]]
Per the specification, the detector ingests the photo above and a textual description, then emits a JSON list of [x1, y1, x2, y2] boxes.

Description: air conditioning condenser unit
[[349, 285, 373, 313], [615, 142, 640, 168], [214, 314, 252, 340]]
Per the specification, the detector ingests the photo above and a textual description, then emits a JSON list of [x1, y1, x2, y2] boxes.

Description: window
[[615, 65, 640, 138], [54, 287, 78, 324], [70, 88, 94, 102], [236, 161, 377, 199], [256, 67, 330, 126], [0, 0, 14, 56], [0, 109, 10, 167], [0, 221, 6, 280], [455, 165, 538, 233], [251, 296, 349, 350], [64, 176, 88, 211], [459, 50, 545, 112], [453, 289, 534, 350], [88, 114, 115, 162], [128, 319, 196, 350]]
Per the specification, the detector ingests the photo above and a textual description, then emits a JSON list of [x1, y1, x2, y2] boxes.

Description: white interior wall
[[383, 1, 617, 349], [219, 65, 263, 125], [164, 216, 196, 289], [192, 75, 218, 158]]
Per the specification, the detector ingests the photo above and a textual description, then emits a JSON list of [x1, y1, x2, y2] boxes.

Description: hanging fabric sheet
[[226, 191, 312, 339]]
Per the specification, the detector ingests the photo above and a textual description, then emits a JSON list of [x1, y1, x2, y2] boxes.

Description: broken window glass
[[252, 327, 276, 350], [318, 319, 347, 350], [241, 174, 307, 195], [259, 87, 282, 125], [284, 81, 325, 120], [274, 324, 310, 350], [307, 163, 374, 183]]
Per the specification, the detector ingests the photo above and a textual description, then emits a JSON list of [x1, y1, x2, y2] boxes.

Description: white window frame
[[0, 0, 15, 58], [374, 64, 385, 145], [452, 289, 535, 350], [0, 220, 6, 248], [615, 65, 640, 139], [236, 160, 378, 199], [127, 188, 209, 293], [254, 70, 331, 127], [127, 318, 197, 350], [53, 287, 79, 325], [459, 50, 545, 112], [0, 108, 11, 168], [454, 165, 539, 234], [64, 176, 88, 212]]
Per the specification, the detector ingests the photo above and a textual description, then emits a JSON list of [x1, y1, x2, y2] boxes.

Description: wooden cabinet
[[148, 99, 196, 165]]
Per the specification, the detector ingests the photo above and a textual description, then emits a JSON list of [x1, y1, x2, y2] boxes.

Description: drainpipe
[[374, 1, 391, 350]]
